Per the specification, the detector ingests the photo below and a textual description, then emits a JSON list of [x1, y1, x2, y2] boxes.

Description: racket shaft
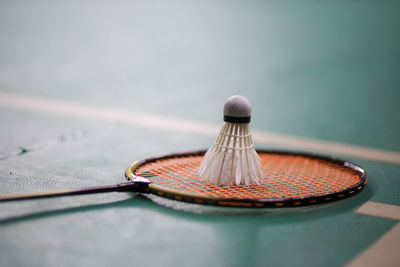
[[0, 182, 147, 202]]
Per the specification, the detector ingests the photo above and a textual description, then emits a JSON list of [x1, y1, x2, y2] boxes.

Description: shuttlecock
[[198, 95, 262, 185]]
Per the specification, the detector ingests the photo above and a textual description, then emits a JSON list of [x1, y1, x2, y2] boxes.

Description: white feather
[[198, 122, 262, 185]]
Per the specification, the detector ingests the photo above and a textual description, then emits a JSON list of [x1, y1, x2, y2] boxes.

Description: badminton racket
[[0, 149, 367, 208]]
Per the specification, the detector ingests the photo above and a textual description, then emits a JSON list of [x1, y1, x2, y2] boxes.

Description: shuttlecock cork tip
[[223, 95, 252, 123]]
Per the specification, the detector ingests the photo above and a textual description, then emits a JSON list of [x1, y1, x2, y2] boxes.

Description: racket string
[[135, 153, 360, 200]]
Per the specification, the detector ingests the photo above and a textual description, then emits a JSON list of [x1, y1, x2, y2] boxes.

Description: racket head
[[125, 149, 367, 208]]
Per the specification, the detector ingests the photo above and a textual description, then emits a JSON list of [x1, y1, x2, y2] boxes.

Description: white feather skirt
[[198, 122, 263, 185]]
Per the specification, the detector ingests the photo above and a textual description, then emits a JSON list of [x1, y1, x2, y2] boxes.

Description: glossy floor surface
[[0, 1, 399, 267]]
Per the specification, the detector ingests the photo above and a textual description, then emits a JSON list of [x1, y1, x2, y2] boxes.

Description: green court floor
[[1, 1, 399, 267]]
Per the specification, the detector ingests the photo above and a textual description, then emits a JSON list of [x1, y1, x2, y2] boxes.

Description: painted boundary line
[[347, 202, 400, 267], [1, 91, 400, 164], [346, 223, 400, 267], [356, 201, 400, 221]]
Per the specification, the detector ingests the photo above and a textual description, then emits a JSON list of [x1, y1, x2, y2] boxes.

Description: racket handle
[[0, 180, 150, 202]]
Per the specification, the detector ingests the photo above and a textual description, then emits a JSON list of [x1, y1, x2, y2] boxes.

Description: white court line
[[356, 201, 400, 221], [346, 202, 400, 267], [346, 222, 400, 267], [1, 91, 400, 164]]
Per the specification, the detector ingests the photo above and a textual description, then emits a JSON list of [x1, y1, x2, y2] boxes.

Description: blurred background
[[1, 1, 399, 151]]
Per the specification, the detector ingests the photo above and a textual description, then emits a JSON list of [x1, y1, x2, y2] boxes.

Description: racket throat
[[117, 177, 151, 193]]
